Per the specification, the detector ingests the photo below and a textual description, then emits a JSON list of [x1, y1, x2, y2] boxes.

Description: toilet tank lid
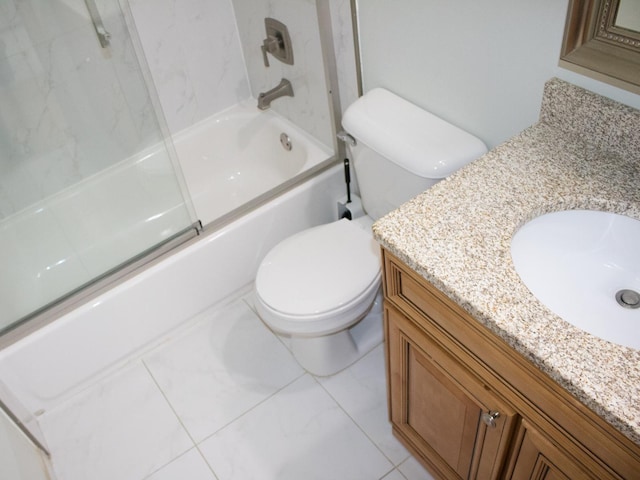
[[342, 88, 487, 179]]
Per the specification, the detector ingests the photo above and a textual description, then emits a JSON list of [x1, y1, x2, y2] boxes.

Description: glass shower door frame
[[0, 0, 200, 340]]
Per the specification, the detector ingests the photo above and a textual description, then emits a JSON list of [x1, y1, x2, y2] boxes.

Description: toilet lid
[[256, 219, 381, 316]]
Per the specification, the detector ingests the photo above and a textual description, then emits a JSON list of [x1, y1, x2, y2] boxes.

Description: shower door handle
[[84, 0, 111, 48]]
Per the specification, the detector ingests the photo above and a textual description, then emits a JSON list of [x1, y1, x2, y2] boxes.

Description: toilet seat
[[255, 218, 381, 336]]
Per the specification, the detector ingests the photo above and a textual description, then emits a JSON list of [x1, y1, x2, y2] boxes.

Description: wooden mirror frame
[[561, 0, 640, 94]]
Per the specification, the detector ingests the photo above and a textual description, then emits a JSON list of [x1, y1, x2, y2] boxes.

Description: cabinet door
[[505, 420, 597, 480], [386, 305, 516, 479]]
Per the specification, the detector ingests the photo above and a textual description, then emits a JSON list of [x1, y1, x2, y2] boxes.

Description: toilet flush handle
[[337, 131, 356, 147]]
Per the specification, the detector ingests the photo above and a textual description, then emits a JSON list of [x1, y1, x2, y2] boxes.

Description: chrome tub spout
[[257, 78, 294, 110]]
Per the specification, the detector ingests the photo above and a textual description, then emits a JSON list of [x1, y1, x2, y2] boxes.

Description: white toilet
[[254, 88, 487, 376]]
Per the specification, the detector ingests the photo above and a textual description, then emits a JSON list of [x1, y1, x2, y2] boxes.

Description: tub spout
[[257, 78, 294, 110]]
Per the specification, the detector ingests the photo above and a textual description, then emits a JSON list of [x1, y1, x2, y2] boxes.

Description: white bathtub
[[174, 102, 333, 225], [0, 102, 332, 325], [0, 105, 343, 425]]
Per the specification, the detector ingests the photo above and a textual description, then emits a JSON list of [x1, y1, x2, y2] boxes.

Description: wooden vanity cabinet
[[381, 249, 640, 480]]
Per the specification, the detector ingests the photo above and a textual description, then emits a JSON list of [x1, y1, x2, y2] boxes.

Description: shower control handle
[[261, 18, 294, 68], [261, 35, 280, 67]]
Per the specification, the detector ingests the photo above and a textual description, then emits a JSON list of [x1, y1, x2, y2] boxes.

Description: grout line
[[138, 447, 194, 480], [194, 370, 307, 446], [386, 467, 410, 480], [311, 373, 393, 461], [141, 359, 196, 446], [311, 346, 410, 468], [243, 296, 407, 472], [193, 444, 221, 480], [377, 466, 402, 480], [141, 361, 223, 479], [139, 293, 307, 478]]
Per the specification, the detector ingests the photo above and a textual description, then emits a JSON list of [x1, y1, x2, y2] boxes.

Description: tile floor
[[37, 289, 435, 480]]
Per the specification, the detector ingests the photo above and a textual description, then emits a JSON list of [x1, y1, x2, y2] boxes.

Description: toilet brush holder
[[337, 194, 363, 220]]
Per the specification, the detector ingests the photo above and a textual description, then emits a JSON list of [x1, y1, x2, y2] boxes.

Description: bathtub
[[0, 102, 332, 324], [174, 101, 333, 226], [0, 105, 343, 429]]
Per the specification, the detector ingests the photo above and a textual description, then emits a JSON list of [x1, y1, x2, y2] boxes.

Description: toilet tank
[[342, 88, 487, 220]]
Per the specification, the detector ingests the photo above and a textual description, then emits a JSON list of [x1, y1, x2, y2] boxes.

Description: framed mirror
[[561, 0, 640, 94]]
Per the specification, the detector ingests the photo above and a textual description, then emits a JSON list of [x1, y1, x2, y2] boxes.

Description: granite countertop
[[372, 78, 640, 446]]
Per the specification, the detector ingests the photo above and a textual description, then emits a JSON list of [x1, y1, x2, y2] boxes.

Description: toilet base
[[289, 289, 383, 376]]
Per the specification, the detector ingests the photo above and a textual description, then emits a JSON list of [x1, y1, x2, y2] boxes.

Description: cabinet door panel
[[408, 343, 480, 476], [387, 305, 516, 479], [507, 420, 595, 480]]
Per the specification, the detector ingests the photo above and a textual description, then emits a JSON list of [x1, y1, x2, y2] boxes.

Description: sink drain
[[615, 289, 640, 309]]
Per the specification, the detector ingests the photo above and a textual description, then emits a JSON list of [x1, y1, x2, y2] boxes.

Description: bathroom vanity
[[373, 79, 640, 479]]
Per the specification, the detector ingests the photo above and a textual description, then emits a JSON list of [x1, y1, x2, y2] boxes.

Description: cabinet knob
[[481, 411, 500, 428]]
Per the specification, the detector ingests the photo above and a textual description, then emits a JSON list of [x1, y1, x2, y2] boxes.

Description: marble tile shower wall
[[232, 0, 333, 147], [131, 0, 343, 148], [0, 0, 357, 217], [329, 0, 359, 112], [0, 0, 163, 218], [128, 0, 251, 135]]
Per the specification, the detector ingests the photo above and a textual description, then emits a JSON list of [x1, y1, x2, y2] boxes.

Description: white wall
[[357, 0, 640, 149]]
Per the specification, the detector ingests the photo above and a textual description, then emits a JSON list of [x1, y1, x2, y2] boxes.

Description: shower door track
[[0, 221, 203, 350]]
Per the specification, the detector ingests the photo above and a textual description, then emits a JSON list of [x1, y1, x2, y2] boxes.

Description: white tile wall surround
[[232, 0, 334, 147], [329, 0, 360, 113], [129, 0, 251, 134], [0, 0, 166, 217], [1, 0, 358, 216]]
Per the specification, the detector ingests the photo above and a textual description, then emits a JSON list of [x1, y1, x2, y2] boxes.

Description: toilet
[[254, 88, 487, 376]]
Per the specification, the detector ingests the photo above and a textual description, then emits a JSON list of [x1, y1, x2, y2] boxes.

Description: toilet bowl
[[254, 88, 487, 376], [255, 216, 379, 336], [255, 216, 382, 376]]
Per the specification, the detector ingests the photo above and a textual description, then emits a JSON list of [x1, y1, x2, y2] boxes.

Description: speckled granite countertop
[[373, 78, 640, 446]]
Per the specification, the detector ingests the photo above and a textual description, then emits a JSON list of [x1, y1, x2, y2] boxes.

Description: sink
[[511, 210, 640, 350]]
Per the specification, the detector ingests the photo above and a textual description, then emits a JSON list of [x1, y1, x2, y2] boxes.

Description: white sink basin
[[511, 210, 640, 350]]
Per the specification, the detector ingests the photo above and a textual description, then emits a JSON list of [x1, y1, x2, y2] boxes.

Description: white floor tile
[[145, 448, 216, 480], [199, 374, 393, 480], [397, 456, 436, 480], [38, 362, 193, 480], [317, 344, 410, 465], [144, 300, 304, 442], [381, 469, 408, 480]]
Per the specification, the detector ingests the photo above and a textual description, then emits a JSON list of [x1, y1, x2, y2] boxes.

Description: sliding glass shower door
[[0, 0, 197, 332]]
